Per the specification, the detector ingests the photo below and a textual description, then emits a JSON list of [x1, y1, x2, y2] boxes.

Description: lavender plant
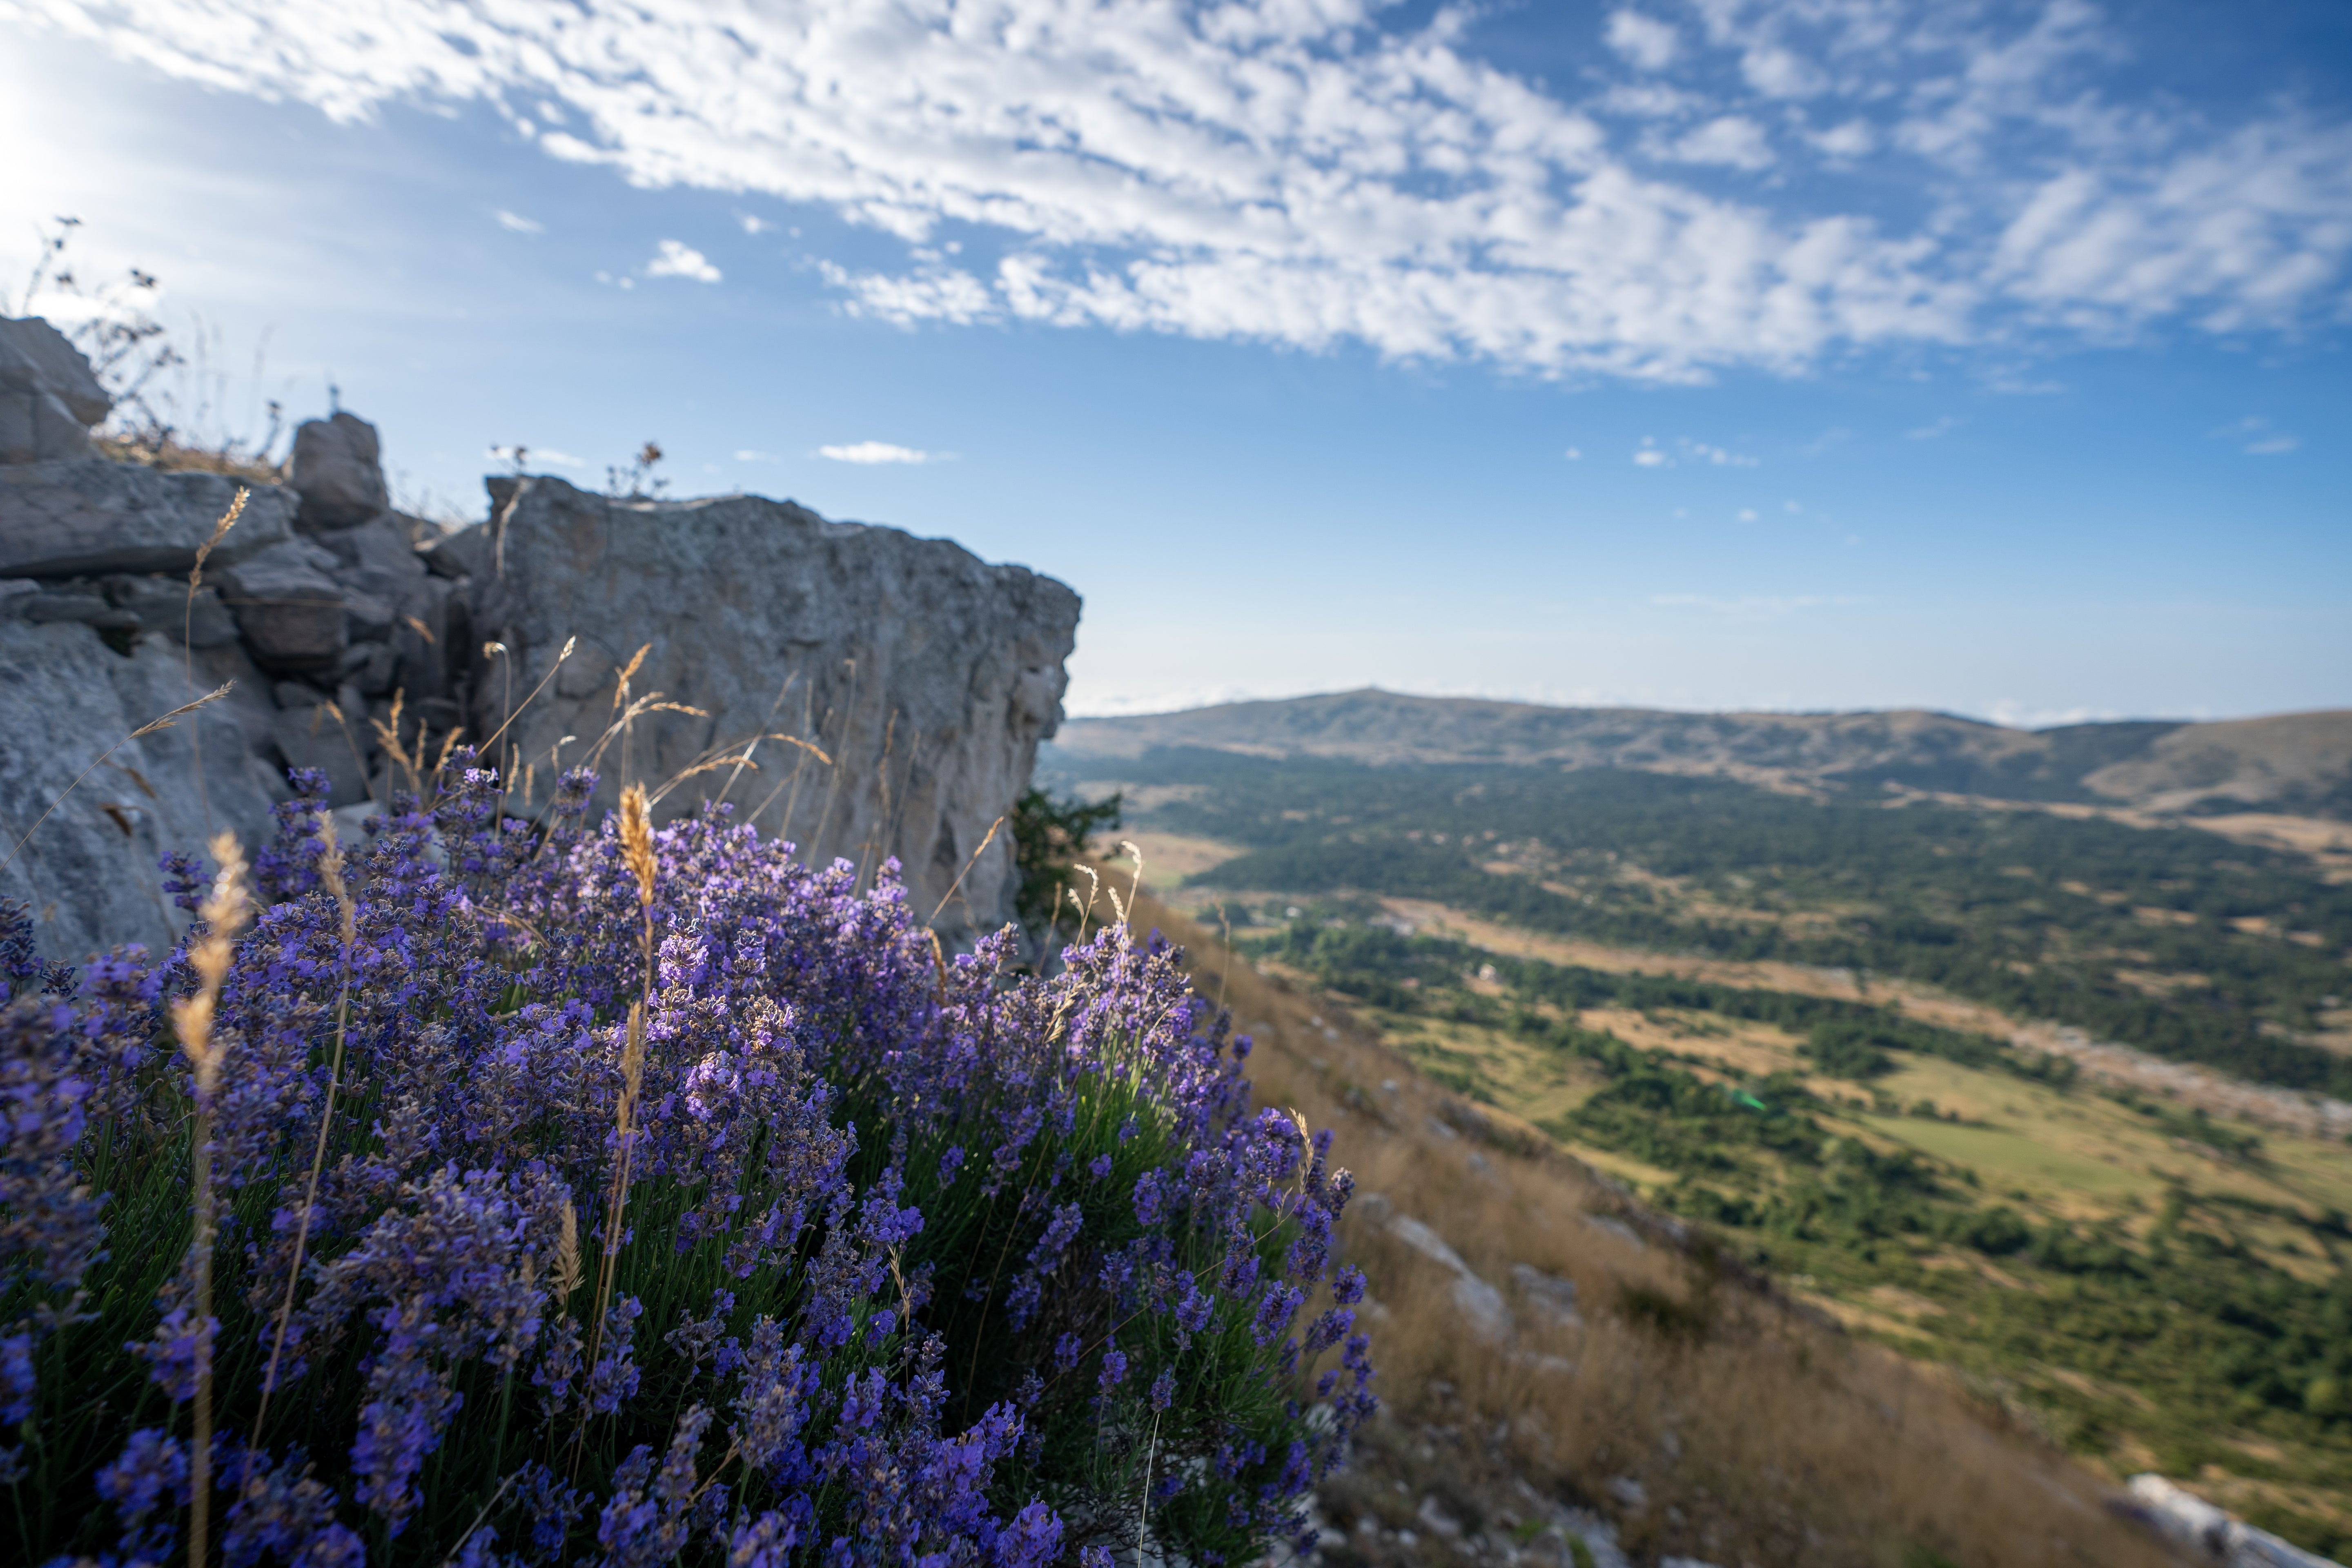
[[2, 757, 1374, 1566]]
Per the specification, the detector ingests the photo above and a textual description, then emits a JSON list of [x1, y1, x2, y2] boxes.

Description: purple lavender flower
[[95, 1428, 189, 1527], [17, 748, 1372, 1566]]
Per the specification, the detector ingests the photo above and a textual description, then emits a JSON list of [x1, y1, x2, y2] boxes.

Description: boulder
[[289, 412, 389, 527], [1511, 1264, 1584, 1330], [17, 584, 117, 626], [269, 702, 371, 807], [0, 618, 285, 962], [0, 317, 110, 465], [2126, 1474, 2338, 1568], [101, 575, 243, 648], [314, 510, 429, 606], [0, 460, 295, 578], [1385, 1213, 1513, 1342], [418, 521, 491, 580], [215, 537, 347, 671], [464, 474, 1080, 944]]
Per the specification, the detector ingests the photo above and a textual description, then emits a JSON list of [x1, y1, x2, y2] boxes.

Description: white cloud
[[16, 0, 2350, 380], [1685, 440, 1758, 467], [1736, 507, 1759, 521], [1669, 116, 1775, 171], [492, 209, 542, 234], [1606, 11, 1679, 71], [1740, 47, 1820, 99], [734, 449, 775, 462], [487, 443, 583, 469], [1812, 121, 1875, 159], [1634, 448, 1669, 468], [646, 239, 721, 283], [1564, 446, 1583, 460], [2209, 415, 2300, 455], [817, 441, 933, 465], [739, 214, 772, 235]]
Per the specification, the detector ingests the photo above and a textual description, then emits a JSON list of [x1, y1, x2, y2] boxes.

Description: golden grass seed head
[[619, 783, 657, 907]]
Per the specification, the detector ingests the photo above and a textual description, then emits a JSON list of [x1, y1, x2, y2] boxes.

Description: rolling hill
[[1052, 691, 2352, 818]]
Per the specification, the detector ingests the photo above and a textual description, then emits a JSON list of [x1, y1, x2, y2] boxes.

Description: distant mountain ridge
[[1050, 689, 2352, 819]]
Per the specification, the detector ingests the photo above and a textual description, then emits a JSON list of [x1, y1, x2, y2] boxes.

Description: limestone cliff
[[462, 474, 1080, 944], [0, 316, 1081, 961]]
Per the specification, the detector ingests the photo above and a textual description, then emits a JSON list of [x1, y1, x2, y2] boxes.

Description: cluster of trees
[[1104, 749, 2352, 1096]]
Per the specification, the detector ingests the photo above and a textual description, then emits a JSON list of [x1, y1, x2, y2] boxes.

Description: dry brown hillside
[[1054, 690, 2352, 819], [1111, 877, 2190, 1568]]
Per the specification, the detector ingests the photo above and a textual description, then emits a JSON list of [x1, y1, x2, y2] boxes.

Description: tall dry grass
[[1114, 880, 2185, 1568]]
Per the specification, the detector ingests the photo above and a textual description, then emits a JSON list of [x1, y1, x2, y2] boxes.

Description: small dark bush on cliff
[[0, 760, 1371, 1565]]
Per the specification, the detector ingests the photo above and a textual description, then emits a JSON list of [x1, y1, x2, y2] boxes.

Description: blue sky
[[3, 0, 2346, 724]]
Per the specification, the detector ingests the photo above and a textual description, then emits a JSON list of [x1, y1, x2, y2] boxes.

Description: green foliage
[[1803, 1020, 1899, 1079], [1085, 747, 2352, 1096], [1011, 785, 1123, 928], [1614, 1281, 1713, 1341]]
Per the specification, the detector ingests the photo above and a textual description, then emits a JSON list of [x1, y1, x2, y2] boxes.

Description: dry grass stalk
[[581, 785, 662, 1425], [926, 813, 1005, 926], [477, 635, 578, 758], [555, 1201, 582, 1301], [183, 488, 247, 832], [1071, 865, 1102, 946], [748, 708, 833, 833], [610, 644, 651, 709], [585, 691, 706, 777], [619, 783, 658, 911], [810, 659, 860, 855], [0, 683, 234, 878], [581, 999, 650, 1458], [716, 673, 802, 808], [169, 832, 252, 1568], [1119, 839, 1147, 906], [252, 810, 359, 1447], [858, 712, 900, 891], [370, 690, 418, 797], [655, 732, 831, 810]]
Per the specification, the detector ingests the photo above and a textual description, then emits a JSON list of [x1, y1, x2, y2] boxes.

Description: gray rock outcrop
[[216, 537, 350, 672], [1379, 1208, 1514, 1342], [0, 460, 294, 579], [0, 619, 286, 961], [290, 412, 390, 527], [1, 316, 1083, 963], [2126, 1475, 2343, 1568], [0, 317, 111, 463], [463, 474, 1081, 943]]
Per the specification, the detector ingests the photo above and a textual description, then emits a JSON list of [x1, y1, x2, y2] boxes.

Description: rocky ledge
[[0, 316, 1080, 961]]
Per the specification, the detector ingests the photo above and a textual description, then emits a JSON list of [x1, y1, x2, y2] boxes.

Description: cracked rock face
[[0, 319, 1077, 964], [464, 475, 1082, 945], [0, 460, 296, 579], [290, 412, 390, 527], [0, 317, 111, 464], [1, 317, 1082, 962], [0, 619, 286, 961]]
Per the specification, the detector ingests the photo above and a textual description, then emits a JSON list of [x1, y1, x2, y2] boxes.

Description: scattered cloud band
[[817, 441, 933, 465], [18, 0, 2351, 381]]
